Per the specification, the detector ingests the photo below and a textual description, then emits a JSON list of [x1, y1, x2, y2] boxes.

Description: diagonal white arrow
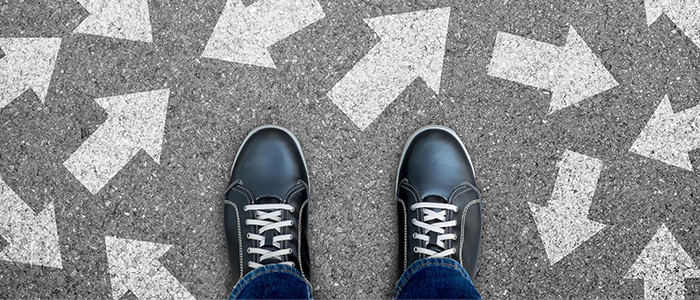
[[0, 176, 62, 268], [106, 236, 195, 300], [645, 0, 700, 49], [0, 38, 61, 110], [202, 0, 325, 68], [327, 7, 450, 130], [625, 223, 700, 300], [74, 0, 153, 43], [487, 26, 619, 113], [63, 89, 170, 194], [630, 95, 700, 171], [528, 150, 607, 265]]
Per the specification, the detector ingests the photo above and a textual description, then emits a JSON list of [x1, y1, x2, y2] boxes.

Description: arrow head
[[0, 38, 61, 107], [363, 7, 451, 93], [106, 236, 172, 299], [644, 0, 667, 25], [630, 95, 694, 170], [550, 26, 618, 112], [529, 202, 607, 264]]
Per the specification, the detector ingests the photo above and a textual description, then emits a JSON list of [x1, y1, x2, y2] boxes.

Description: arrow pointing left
[[0, 176, 62, 268], [327, 7, 451, 130], [625, 224, 700, 300], [106, 236, 195, 300], [74, 0, 153, 42], [528, 150, 607, 265], [202, 0, 325, 68], [63, 89, 170, 194], [0, 38, 61, 110]]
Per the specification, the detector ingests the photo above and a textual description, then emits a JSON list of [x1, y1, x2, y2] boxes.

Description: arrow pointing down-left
[[64, 89, 170, 194], [0, 176, 62, 268]]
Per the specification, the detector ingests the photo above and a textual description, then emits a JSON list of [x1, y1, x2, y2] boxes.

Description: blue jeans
[[228, 257, 481, 300]]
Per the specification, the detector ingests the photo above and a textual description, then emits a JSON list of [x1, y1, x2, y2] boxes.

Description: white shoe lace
[[244, 203, 295, 269], [411, 202, 459, 257]]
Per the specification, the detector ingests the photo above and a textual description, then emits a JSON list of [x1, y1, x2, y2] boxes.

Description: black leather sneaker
[[396, 125, 483, 279], [224, 125, 311, 282]]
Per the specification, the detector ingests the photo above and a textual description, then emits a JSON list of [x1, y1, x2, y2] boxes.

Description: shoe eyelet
[[290, 207, 295, 212], [452, 236, 457, 240], [246, 248, 251, 254], [411, 218, 417, 225], [413, 246, 418, 253], [291, 262, 296, 267], [246, 233, 251, 239], [412, 232, 417, 239], [410, 205, 416, 211]]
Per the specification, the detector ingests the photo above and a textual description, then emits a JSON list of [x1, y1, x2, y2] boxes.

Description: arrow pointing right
[[63, 89, 170, 194], [0, 38, 61, 110], [630, 95, 700, 171], [528, 150, 607, 265], [0, 176, 62, 269], [327, 7, 451, 130], [625, 224, 700, 300], [645, 0, 700, 49], [106, 236, 195, 300], [487, 26, 619, 113]]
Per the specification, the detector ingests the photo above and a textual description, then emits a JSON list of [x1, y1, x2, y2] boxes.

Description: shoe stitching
[[400, 181, 423, 259], [224, 200, 244, 281], [285, 184, 307, 274], [460, 198, 481, 266], [397, 198, 408, 271], [298, 198, 309, 280]]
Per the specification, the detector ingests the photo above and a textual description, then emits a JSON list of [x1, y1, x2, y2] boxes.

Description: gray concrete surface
[[1, 0, 700, 299]]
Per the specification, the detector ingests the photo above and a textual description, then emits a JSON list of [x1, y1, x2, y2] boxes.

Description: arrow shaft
[[244, 0, 324, 44], [488, 31, 562, 90], [0, 60, 29, 109], [124, 263, 195, 299], [644, 279, 686, 300], [0, 179, 35, 236], [671, 105, 700, 151], [549, 150, 602, 216], [63, 124, 140, 194]]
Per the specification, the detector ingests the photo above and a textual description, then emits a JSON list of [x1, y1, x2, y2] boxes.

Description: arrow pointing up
[[0, 176, 62, 268], [528, 150, 607, 265], [630, 95, 700, 171], [327, 7, 450, 130], [74, 0, 153, 42], [201, 0, 325, 68], [626, 224, 700, 300], [63, 89, 170, 194], [487, 26, 619, 113], [106, 236, 195, 300], [645, 0, 700, 48], [0, 38, 61, 109]]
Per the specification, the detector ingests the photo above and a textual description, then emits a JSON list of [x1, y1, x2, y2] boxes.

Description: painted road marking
[[202, 0, 325, 68], [0, 38, 61, 110], [74, 0, 153, 43], [631, 95, 700, 171], [487, 26, 619, 113], [327, 8, 450, 130], [0, 176, 62, 268], [646, 0, 700, 49], [625, 224, 700, 300], [64, 89, 170, 194], [528, 150, 607, 265], [106, 236, 195, 300]]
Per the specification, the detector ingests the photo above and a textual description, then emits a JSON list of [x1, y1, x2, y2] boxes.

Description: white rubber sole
[[395, 125, 476, 192], [230, 125, 310, 191]]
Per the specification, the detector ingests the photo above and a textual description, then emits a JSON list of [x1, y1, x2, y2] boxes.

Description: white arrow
[[646, 0, 700, 49], [0, 176, 62, 268], [625, 224, 700, 300], [0, 38, 61, 109], [63, 89, 169, 194], [528, 150, 607, 265], [106, 236, 195, 300], [327, 7, 451, 130], [74, 0, 153, 43], [487, 26, 619, 113], [201, 0, 325, 68], [630, 95, 700, 171]]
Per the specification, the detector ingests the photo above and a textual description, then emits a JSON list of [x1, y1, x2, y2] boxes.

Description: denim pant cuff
[[393, 257, 481, 300], [229, 263, 312, 300]]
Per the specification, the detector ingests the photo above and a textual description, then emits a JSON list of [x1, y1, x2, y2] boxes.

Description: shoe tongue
[[422, 195, 450, 253], [256, 196, 283, 205]]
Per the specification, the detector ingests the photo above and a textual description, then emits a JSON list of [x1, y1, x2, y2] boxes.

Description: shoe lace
[[411, 202, 459, 257], [244, 203, 295, 269]]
